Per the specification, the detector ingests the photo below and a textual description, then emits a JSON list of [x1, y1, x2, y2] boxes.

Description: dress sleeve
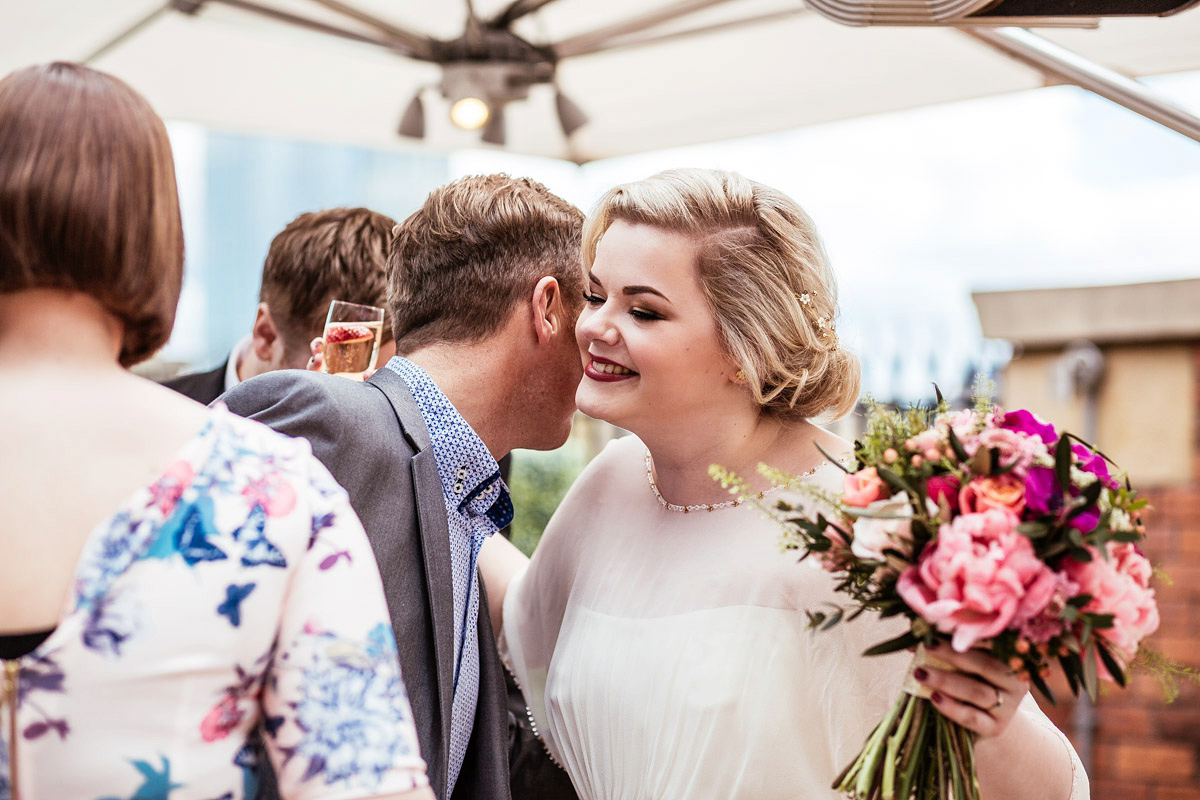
[[1016, 695, 1091, 800], [260, 457, 428, 800]]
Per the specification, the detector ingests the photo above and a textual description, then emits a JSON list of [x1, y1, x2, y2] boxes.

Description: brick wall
[[1041, 343, 1200, 799]]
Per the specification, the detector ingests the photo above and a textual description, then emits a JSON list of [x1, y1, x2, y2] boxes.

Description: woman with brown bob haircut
[[0, 63, 433, 800]]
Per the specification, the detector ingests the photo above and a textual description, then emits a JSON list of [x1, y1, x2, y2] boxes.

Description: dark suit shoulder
[[161, 362, 227, 405]]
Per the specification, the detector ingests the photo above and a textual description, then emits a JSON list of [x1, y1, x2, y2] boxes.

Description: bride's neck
[[0, 289, 124, 371], [642, 416, 801, 508]]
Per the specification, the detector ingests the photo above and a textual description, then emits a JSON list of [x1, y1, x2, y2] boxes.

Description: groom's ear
[[529, 276, 564, 346]]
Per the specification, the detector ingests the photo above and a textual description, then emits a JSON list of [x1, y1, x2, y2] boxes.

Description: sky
[[449, 70, 1200, 402]]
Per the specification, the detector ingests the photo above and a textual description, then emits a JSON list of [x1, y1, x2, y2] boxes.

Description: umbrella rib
[[82, 1, 175, 65], [301, 0, 438, 60], [550, 0, 744, 60], [199, 0, 430, 59], [555, 7, 809, 59], [489, 0, 564, 28]]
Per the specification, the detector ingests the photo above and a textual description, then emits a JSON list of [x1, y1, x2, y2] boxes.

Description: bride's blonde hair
[[583, 168, 860, 422]]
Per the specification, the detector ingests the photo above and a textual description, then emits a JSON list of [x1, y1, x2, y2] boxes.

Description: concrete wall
[[1003, 343, 1196, 486]]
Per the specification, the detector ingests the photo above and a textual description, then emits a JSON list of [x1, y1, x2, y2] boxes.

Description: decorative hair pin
[[795, 291, 835, 340]]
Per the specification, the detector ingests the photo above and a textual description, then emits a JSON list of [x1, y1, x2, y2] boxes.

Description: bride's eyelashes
[[582, 290, 665, 322]]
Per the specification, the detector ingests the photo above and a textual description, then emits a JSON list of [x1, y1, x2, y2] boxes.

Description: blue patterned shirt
[[384, 357, 513, 795]]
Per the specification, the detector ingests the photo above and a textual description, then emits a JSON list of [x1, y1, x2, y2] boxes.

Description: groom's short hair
[[386, 174, 584, 354]]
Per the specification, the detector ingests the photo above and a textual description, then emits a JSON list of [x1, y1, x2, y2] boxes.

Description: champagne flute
[[322, 300, 385, 377]]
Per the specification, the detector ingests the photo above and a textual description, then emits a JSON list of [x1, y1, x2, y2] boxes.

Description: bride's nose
[[577, 305, 619, 345]]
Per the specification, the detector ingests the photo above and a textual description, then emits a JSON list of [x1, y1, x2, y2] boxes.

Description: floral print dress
[[0, 406, 426, 800]]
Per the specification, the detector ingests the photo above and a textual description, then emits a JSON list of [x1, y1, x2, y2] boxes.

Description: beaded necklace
[[643, 451, 826, 513]]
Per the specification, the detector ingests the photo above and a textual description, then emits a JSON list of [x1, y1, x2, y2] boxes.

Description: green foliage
[[506, 442, 588, 557]]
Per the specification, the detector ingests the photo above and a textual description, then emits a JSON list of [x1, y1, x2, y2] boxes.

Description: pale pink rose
[[970, 427, 1046, 476], [843, 467, 889, 508], [937, 409, 983, 452], [1019, 571, 1080, 645], [897, 508, 1057, 652], [850, 494, 915, 563], [906, 429, 943, 456], [1062, 543, 1160, 677], [958, 474, 1026, 516], [814, 524, 854, 571]]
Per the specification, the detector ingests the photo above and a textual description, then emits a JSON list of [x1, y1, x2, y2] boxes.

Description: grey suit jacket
[[220, 367, 510, 800]]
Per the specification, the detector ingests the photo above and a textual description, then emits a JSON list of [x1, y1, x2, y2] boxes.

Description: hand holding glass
[[322, 300, 385, 378]]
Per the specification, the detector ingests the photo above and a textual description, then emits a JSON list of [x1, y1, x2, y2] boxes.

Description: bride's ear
[[530, 276, 564, 345]]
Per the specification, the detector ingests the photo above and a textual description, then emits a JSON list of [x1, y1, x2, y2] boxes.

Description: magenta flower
[[897, 509, 1057, 652], [998, 409, 1058, 445], [926, 474, 961, 515], [1072, 443, 1119, 490]]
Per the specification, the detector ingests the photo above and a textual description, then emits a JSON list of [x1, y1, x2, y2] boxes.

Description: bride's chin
[[574, 394, 620, 427]]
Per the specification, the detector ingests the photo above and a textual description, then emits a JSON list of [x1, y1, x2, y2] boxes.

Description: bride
[[484, 168, 1087, 799]]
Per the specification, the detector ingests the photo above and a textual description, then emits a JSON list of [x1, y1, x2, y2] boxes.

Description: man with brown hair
[[222, 174, 583, 800], [164, 206, 395, 404]]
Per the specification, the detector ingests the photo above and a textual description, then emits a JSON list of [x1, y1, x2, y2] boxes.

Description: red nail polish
[[931, 691, 943, 704], [913, 667, 928, 682]]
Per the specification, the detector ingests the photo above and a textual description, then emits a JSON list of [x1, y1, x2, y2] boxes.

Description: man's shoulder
[[222, 368, 371, 410], [161, 362, 226, 405]]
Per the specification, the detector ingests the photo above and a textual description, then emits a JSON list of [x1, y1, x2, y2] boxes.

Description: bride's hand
[[912, 641, 1029, 738]]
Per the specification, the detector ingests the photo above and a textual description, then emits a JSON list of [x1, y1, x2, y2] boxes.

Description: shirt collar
[[384, 357, 513, 528], [224, 335, 253, 393]]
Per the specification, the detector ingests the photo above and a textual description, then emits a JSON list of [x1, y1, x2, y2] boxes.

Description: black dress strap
[[0, 629, 54, 660]]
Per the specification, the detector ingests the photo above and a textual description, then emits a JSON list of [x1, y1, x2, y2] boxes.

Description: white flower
[[851, 494, 916, 563], [1109, 508, 1133, 532], [1070, 466, 1098, 488]]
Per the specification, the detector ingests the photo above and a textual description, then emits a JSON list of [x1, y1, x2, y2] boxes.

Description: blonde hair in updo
[[583, 168, 860, 422]]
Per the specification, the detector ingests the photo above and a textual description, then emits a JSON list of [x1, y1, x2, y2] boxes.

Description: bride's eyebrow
[[587, 270, 671, 303]]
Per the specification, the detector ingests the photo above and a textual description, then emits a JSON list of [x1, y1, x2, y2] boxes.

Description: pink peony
[[1062, 543, 1159, 677], [897, 509, 1057, 652], [843, 467, 889, 508], [959, 474, 1026, 517]]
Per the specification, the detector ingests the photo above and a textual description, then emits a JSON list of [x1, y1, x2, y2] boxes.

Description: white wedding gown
[[501, 434, 1089, 800]]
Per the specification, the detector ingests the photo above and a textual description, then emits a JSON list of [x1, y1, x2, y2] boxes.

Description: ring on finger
[[989, 686, 1003, 711]]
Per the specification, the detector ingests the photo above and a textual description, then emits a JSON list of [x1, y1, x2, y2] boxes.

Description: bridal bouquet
[[718, 395, 1162, 800]]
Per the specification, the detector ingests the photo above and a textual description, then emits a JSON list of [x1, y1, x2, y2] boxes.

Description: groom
[[221, 174, 584, 800]]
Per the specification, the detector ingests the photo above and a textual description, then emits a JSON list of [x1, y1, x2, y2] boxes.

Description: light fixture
[[554, 89, 587, 137], [449, 96, 490, 130], [397, 92, 425, 138], [480, 105, 506, 146], [396, 62, 588, 146]]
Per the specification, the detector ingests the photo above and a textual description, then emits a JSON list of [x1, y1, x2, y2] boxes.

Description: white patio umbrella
[[1, 0, 1198, 162]]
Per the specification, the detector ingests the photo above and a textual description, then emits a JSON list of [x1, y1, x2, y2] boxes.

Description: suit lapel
[[367, 369, 457, 774]]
